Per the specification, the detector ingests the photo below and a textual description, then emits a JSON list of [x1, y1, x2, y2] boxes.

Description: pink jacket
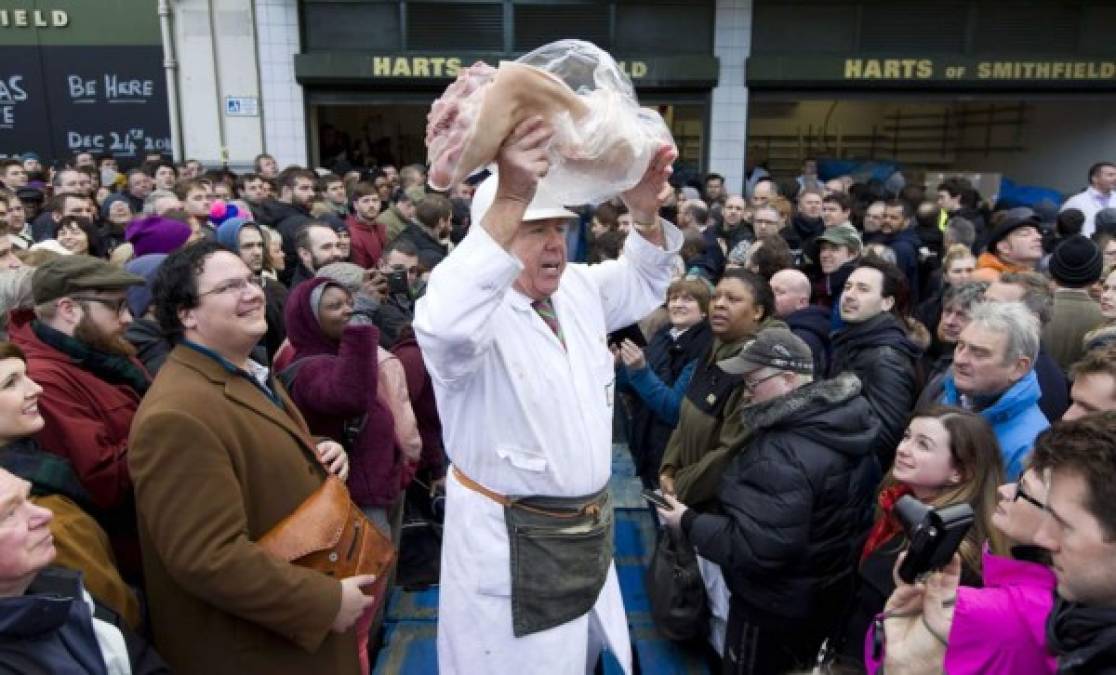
[[867, 545, 1057, 674], [376, 348, 422, 466]]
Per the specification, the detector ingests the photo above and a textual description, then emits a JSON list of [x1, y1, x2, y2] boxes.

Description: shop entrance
[[746, 92, 1116, 194], [309, 93, 712, 178], [314, 102, 431, 171]]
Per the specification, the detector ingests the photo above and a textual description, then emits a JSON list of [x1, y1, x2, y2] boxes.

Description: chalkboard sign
[[0, 45, 170, 165]]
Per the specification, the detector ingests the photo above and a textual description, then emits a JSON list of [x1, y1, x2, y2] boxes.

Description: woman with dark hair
[[836, 404, 1006, 667], [616, 277, 713, 488], [659, 268, 780, 506], [53, 215, 107, 258], [657, 269, 783, 654]]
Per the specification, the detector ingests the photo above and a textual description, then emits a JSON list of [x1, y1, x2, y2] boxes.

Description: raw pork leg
[[426, 61, 590, 191]]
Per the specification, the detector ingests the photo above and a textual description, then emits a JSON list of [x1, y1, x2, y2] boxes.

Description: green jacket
[[377, 205, 414, 243], [1042, 288, 1104, 372], [659, 318, 786, 509]]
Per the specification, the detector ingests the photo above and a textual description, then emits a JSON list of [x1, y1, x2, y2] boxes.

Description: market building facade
[[4, 0, 1114, 194]]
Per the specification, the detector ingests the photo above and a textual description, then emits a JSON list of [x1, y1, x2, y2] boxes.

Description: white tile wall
[[255, 0, 307, 167], [709, 0, 753, 193]]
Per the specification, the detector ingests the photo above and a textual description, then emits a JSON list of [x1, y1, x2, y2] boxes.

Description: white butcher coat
[[415, 220, 681, 674]]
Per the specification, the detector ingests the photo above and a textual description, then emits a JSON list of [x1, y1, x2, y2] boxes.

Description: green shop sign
[[748, 55, 1116, 89], [0, 1, 161, 46], [295, 52, 719, 88]]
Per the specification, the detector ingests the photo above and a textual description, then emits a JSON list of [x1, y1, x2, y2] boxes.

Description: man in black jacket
[[771, 268, 830, 375], [659, 328, 879, 674], [866, 200, 923, 303], [829, 257, 922, 469], [809, 224, 861, 309], [1032, 413, 1116, 673], [693, 194, 754, 281], [257, 168, 315, 280]]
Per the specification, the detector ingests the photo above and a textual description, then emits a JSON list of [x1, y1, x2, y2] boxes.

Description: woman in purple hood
[[281, 276, 401, 528]]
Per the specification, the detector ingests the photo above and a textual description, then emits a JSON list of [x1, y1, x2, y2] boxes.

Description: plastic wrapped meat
[[425, 40, 674, 205]]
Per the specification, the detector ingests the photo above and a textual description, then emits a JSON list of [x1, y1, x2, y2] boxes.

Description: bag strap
[[452, 466, 602, 521], [278, 355, 327, 392]]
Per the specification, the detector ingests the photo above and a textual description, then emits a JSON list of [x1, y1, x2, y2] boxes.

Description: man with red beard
[[8, 256, 147, 575]]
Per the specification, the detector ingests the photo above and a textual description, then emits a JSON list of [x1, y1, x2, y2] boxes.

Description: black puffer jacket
[[684, 373, 880, 622], [829, 313, 922, 469], [258, 199, 312, 282]]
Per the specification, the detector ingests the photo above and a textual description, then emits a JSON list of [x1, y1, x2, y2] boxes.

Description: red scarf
[[860, 484, 913, 563]]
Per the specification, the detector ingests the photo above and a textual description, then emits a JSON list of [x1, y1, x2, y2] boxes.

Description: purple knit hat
[[125, 215, 193, 257]]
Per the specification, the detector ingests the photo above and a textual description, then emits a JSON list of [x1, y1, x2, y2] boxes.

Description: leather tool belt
[[453, 465, 613, 637]]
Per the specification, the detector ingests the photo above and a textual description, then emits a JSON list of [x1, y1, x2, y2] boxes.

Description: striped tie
[[532, 297, 565, 349]]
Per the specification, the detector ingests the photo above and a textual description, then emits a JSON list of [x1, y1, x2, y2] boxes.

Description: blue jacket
[[620, 360, 697, 427], [941, 370, 1050, 480], [617, 321, 713, 484]]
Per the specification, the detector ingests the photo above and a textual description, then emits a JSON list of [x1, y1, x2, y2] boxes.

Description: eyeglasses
[[199, 276, 264, 297], [1014, 482, 1046, 511], [70, 295, 129, 315], [743, 370, 782, 392]]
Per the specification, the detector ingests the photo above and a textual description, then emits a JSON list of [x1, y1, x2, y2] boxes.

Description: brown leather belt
[[451, 465, 603, 522]]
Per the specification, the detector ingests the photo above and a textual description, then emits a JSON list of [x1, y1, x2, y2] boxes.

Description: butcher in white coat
[[414, 116, 681, 674]]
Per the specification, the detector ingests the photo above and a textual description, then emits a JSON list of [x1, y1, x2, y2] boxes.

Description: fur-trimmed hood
[[905, 317, 932, 351], [741, 372, 878, 458]]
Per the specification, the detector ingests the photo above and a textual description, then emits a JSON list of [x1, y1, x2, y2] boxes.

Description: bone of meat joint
[[426, 61, 591, 191]]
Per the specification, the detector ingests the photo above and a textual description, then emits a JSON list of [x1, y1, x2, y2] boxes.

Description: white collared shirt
[[1061, 186, 1116, 237]]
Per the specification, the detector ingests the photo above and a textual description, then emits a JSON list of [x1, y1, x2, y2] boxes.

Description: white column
[[171, 0, 269, 170], [255, 0, 307, 168], [708, 0, 752, 194]]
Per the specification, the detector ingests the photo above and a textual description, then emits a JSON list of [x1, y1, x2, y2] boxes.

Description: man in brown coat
[[128, 240, 374, 675]]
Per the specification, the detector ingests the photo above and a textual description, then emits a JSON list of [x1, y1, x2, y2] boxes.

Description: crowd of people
[[0, 141, 1114, 675]]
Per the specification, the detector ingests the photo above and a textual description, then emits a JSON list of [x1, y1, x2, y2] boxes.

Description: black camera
[[387, 268, 410, 296], [895, 495, 974, 583]]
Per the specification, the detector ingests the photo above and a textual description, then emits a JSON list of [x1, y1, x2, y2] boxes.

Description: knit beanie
[[126, 215, 192, 257], [215, 217, 250, 251], [100, 193, 132, 220], [1050, 235, 1103, 287], [316, 261, 366, 295]]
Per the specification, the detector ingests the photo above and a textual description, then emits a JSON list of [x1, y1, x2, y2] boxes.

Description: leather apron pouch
[[503, 489, 613, 637]]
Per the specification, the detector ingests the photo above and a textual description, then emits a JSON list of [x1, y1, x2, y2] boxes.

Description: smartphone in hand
[[641, 488, 673, 511]]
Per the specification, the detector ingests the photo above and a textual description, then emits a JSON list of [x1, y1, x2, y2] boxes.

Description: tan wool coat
[[128, 345, 359, 675]]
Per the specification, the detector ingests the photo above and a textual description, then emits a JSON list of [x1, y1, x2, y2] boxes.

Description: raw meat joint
[[425, 40, 675, 205]]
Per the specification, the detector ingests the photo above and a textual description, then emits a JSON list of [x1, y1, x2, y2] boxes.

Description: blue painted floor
[[373, 445, 711, 674]]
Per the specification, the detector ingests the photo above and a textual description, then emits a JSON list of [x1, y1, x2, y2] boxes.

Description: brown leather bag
[[258, 474, 396, 589]]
